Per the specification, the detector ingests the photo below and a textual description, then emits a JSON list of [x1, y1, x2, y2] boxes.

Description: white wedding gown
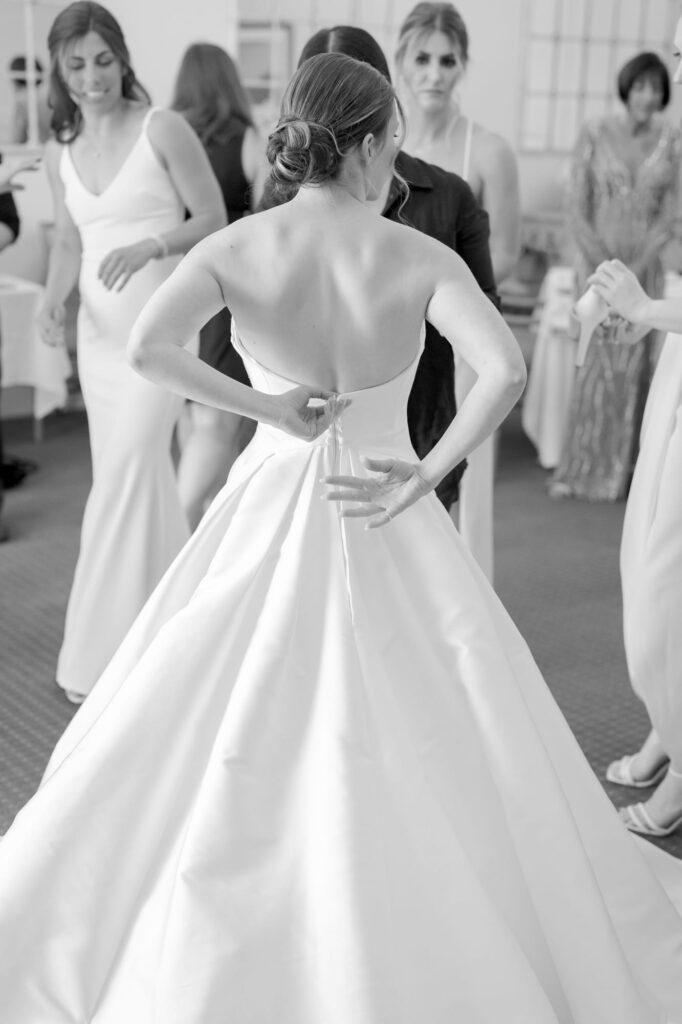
[[1, 326, 682, 1023]]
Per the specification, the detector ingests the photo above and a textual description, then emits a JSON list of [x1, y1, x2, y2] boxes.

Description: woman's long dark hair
[[171, 43, 253, 148], [47, 1, 150, 143]]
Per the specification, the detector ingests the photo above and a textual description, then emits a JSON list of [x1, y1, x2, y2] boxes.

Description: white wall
[[3, 0, 682, 280]]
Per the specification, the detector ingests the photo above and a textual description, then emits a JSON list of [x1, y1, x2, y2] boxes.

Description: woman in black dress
[[172, 43, 265, 527]]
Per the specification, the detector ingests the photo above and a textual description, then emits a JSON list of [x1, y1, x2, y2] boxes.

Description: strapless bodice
[[231, 323, 425, 456]]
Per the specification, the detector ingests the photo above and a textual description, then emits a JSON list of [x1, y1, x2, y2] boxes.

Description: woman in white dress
[[39, 2, 225, 702], [395, 2, 522, 582], [589, 256, 682, 838], [1, 51, 682, 1024]]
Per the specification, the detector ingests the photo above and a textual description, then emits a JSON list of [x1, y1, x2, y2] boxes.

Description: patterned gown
[[551, 116, 681, 502]]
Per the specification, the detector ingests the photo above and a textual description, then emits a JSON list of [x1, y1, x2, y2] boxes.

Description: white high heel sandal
[[573, 286, 609, 367], [620, 766, 682, 838]]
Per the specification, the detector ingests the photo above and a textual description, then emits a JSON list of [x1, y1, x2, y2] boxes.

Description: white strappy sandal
[[605, 753, 670, 789], [619, 801, 682, 838]]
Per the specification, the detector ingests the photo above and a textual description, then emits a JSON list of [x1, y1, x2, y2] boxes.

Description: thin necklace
[[80, 131, 104, 158]]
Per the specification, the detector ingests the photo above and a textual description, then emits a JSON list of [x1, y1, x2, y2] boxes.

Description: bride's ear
[[360, 132, 377, 166]]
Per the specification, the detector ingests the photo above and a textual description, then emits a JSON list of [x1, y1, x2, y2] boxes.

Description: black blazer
[[389, 151, 499, 506]]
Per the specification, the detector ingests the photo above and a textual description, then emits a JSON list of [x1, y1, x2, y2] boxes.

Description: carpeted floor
[[1, 406, 680, 857]]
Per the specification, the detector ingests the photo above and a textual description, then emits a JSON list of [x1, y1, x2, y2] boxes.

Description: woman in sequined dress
[[550, 52, 681, 502]]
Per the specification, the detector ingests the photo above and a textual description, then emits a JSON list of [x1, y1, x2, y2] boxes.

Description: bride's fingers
[[360, 455, 395, 474], [365, 511, 393, 530], [325, 490, 372, 502], [322, 474, 365, 487], [339, 504, 385, 518]]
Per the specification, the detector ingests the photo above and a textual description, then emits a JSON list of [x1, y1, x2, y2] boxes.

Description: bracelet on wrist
[[149, 234, 169, 260]]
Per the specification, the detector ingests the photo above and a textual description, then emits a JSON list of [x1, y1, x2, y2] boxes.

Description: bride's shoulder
[[382, 215, 467, 272]]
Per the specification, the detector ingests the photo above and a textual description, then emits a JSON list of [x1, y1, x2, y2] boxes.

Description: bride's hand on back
[[324, 456, 433, 529], [274, 386, 350, 442]]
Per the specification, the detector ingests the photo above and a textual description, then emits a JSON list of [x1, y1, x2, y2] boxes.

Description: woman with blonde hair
[[396, 2, 522, 580], [172, 42, 266, 528]]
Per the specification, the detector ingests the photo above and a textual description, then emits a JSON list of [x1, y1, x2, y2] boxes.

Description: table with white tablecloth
[[0, 273, 71, 430], [521, 267, 682, 469]]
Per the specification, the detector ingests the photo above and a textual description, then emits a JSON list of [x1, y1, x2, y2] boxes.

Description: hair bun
[[267, 115, 341, 190]]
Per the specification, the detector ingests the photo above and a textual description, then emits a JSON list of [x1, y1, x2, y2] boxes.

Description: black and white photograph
[[1, 0, 682, 1019]]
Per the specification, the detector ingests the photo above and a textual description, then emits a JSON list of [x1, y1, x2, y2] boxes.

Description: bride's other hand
[[324, 455, 432, 529], [275, 388, 350, 441], [587, 259, 651, 327]]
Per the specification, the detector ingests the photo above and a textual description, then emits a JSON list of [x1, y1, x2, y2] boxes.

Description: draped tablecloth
[[0, 273, 71, 420], [522, 267, 682, 469]]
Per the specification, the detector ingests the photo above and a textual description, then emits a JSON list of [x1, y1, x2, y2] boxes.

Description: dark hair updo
[[267, 52, 399, 195]]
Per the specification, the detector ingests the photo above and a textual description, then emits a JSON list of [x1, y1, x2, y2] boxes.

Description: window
[[520, 0, 678, 153], [1, 0, 55, 155]]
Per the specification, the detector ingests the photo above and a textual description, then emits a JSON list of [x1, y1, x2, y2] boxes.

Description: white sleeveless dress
[[453, 117, 496, 581], [409, 116, 496, 581], [56, 107, 192, 697], [620, 332, 682, 769], [0, 324, 681, 1022]]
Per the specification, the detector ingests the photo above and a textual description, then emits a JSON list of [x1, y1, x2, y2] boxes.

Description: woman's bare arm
[[421, 246, 526, 487], [478, 132, 522, 285], [128, 234, 341, 440], [39, 141, 82, 344]]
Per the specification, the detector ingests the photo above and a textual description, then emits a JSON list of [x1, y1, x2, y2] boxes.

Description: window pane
[[583, 95, 607, 125], [561, 0, 588, 39], [522, 96, 551, 150], [614, 43, 639, 79], [617, 0, 645, 43], [557, 40, 582, 90], [584, 41, 610, 94], [527, 39, 555, 93], [590, 0, 617, 40], [552, 96, 580, 150], [529, 0, 559, 36], [646, 1, 673, 43]]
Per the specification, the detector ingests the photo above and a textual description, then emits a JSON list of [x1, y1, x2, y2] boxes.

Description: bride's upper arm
[[128, 234, 230, 364], [425, 246, 526, 385]]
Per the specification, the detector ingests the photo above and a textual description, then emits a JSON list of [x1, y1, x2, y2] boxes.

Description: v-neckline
[[66, 120, 148, 199], [602, 120, 667, 186]]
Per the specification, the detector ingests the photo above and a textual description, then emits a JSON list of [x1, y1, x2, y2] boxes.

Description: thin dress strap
[[141, 106, 160, 135], [461, 117, 474, 183]]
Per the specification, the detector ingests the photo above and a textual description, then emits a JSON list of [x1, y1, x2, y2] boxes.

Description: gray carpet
[[1, 407, 680, 857]]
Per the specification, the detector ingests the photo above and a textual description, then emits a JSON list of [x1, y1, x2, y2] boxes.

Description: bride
[[0, 52, 681, 1024]]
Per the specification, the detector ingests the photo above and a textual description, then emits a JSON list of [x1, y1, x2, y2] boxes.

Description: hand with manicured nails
[[324, 455, 433, 529]]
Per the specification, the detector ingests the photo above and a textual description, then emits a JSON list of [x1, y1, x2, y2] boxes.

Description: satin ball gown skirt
[[1, 329, 682, 1022]]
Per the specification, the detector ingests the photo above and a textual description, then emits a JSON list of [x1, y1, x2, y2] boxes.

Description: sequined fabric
[[552, 117, 682, 502]]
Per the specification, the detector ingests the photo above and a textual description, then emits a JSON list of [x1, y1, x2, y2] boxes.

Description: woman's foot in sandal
[[619, 767, 682, 837], [605, 730, 669, 788]]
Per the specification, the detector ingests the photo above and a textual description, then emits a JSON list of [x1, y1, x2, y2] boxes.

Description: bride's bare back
[[201, 190, 440, 393]]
